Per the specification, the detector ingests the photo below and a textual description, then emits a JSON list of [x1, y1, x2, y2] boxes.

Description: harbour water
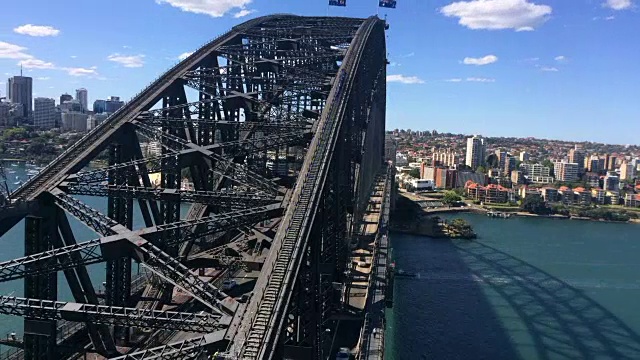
[[386, 212, 640, 359]]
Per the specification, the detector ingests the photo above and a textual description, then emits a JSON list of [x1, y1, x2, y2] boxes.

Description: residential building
[[624, 194, 640, 208], [591, 188, 606, 205], [606, 191, 620, 205], [87, 113, 109, 130], [585, 173, 600, 188], [488, 168, 501, 178], [60, 93, 73, 105], [76, 88, 88, 112], [465, 181, 513, 204], [503, 156, 516, 176], [420, 165, 436, 181], [620, 161, 636, 181], [495, 149, 508, 170], [588, 155, 605, 173], [511, 170, 524, 185], [6, 75, 33, 117], [105, 96, 124, 113], [431, 147, 459, 167], [520, 163, 551, 177], [541, 187, 558, 203], [604, 173, 620, 191], [33, 97, 56, 129], [569, 146, 586, 175], [573, 187, 591, 206], [465, 135, 486, 170], [435, 168, 457, 189], [554, 162, 579, 182], [529, 176, 555, 184], [558, 186, 574, 205], [519, 186, 540, 200], [607, 155, 618, 171], [519, 151, 530, 162], [61, 111, 89, 132]]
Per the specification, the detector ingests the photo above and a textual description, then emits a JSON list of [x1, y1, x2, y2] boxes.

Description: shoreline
[[422, 206, 639, 224]]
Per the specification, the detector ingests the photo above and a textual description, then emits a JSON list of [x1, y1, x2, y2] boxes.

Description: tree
[[443, 191, 462, 205], [408, 168, 420, 179], [476, 166, 487, 174], [520, 194, 551, 215]]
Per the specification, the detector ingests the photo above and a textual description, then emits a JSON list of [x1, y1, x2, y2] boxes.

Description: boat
[[487, 211, 512, 219], [13, 181, 22, 185]]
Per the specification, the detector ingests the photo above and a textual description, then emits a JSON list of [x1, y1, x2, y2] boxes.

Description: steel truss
[[0, 14, 386, 360]]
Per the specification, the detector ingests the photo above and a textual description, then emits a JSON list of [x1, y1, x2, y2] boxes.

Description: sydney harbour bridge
[[0, 14, 390, 360]]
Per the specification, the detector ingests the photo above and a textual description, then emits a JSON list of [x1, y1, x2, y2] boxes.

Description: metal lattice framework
[[0, 14, 387, 360]]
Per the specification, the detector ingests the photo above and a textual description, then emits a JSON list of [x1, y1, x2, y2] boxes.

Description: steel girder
[[108, 333, 225, 360], [59, 184, 280, 209], [0, 14, 385, 360], [0, 296, 228, 333]]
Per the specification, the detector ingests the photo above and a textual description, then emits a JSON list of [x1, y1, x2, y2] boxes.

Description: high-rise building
[[432, 147, 459, 167], [503, 156, 516, 176], [76, 88, 88, 112], [60, 93, 73, 105], [520, 163, 551, 177], [604, 172, 620, 191], [569, 146, 585, 175], [465, 135, 486, 170], [105, 96, 124, 113], [620, 161, 636, 181], [587, 155, 605, 173], [93, 99, 106, 114], [33, 97, 57, 129], [608, 155, 618, 171], [60, 100, 83, 113], [6, 75, 33, 117], [554, 162, 579, 182], [519, 151, 530, 162], [0, 100, 23, 127], [61, 111, 89, 132]]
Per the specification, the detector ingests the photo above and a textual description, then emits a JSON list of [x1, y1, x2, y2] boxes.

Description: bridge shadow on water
[[455, 240, 640, 360], [391, 236, 640, 359]]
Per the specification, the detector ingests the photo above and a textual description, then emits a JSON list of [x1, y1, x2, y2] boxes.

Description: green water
[[386, 213, 640, 360]]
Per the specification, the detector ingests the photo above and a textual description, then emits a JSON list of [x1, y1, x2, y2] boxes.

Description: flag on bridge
[[379, 0, 397, 8], [329, 0, 346, 6]]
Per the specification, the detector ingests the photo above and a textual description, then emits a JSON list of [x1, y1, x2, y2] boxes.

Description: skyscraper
[[465, 135, 486, 170], [76, 88, 88, 112], [105, 96, 125, 113], [569, 146, 585, 175], [93, 99, 106, 114], [34, 97, 57, 129], [6, 75, 33, 117], [60, 93, 73, 105]]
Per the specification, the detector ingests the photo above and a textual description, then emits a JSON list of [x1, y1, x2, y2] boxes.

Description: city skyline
[[0, 0, 639, 143]]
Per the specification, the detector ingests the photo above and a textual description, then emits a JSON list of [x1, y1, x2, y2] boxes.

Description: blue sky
[[0, 0, 638, 144]]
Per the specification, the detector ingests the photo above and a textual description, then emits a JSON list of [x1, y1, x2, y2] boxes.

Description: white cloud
[[18, 58, 55, 69], [178, 52, 194, 60], [156, 0, 253, 17], [65, 66, 98, 77], [13, 24, 60, 37], [36, 77, 51, 80], [554, 55, 566, 61], [387, 74, 425, 84], [0, 41, 32, 59], [540, 66, 558, 72], [441, 0, 552, 31], [107, 53, 145, 68], [234, 9, 255, 18], [466, 77, 495, 82], [606, 15, 616, 20], [399, 52, 415, 58], [70, 55, 77, 59], [463, 54, 498, 65], [445, 78, 463, 82], [604, 0, 632, 10]]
